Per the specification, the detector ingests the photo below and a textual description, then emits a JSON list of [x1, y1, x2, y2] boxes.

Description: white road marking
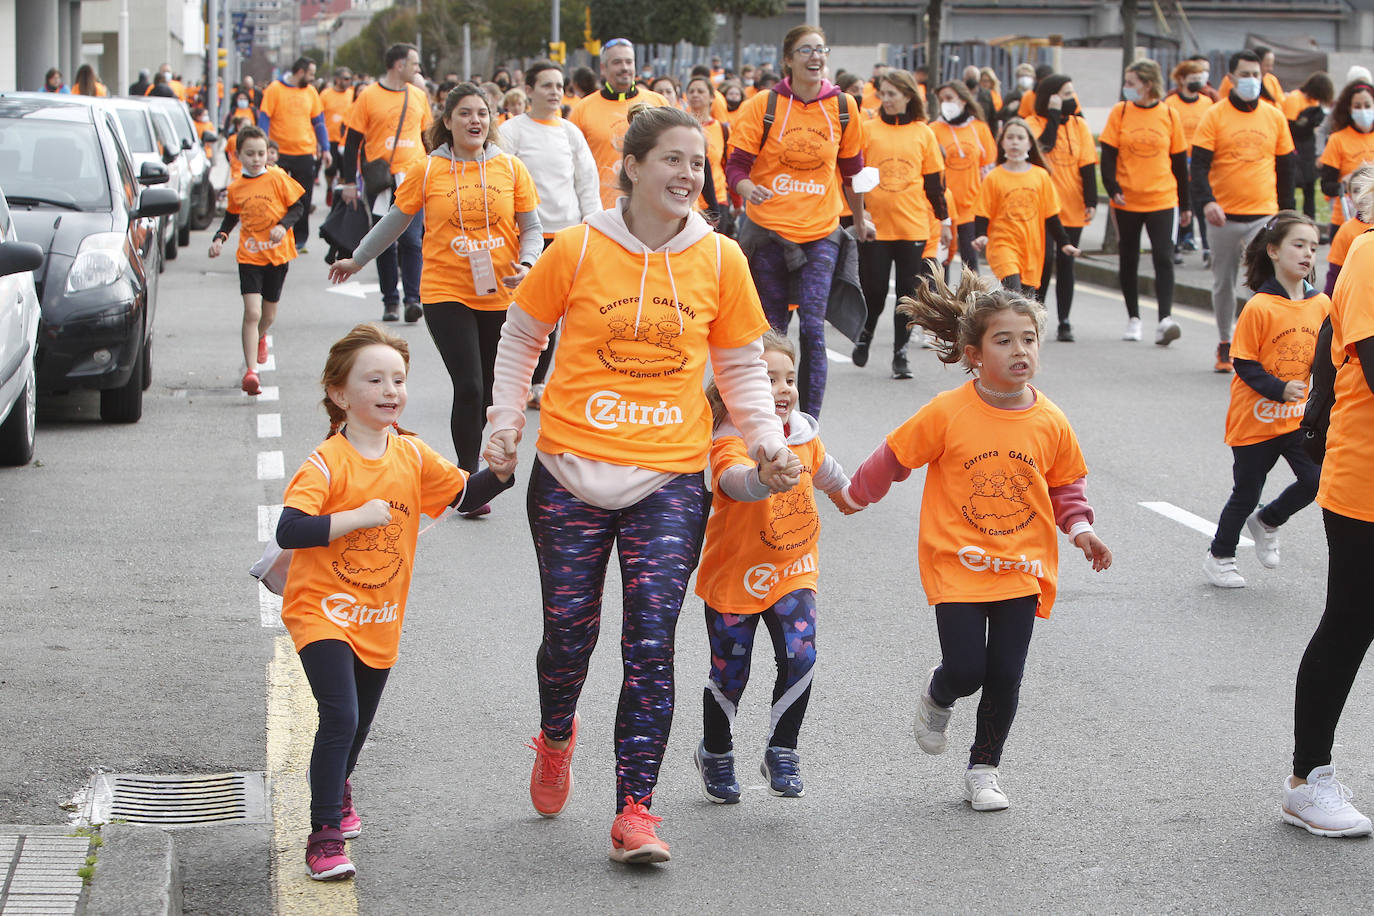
[[257, 413, 281, 438], [1139, 500, 1253, 546], [259, 354, 276, 372], [827, 347, 853, 364], [265, 334, 273, 347], [325, 280, 381, 300], [258, 386, 279, 402], [257, 451, 284, 480], [257, 504, 283, 542], [259, 589, 282, 628]]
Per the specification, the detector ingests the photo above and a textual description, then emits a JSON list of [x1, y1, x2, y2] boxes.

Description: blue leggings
[[749, 237, 840, 418], [702, 589, 818, 754], [930, 595, 1038, 768], [527, 460, 710, 811]]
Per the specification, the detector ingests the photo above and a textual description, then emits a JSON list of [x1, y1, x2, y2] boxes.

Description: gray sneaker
[[381, 301, 401, 322], [914, 667, 953, 754]]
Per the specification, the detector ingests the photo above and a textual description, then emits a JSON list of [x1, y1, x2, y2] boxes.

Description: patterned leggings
[[527, 460, 710, 811], [702, 589, 817, 755], [749, 237, 840, 418]]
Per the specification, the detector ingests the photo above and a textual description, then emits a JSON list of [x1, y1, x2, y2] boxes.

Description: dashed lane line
[[258, 413, 282, 438], [257, 450, 284, 480], [1139, 500, 1253, 547]]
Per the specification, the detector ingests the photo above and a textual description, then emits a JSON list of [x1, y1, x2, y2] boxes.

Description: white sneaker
[[1123, 317, 1143, 341], [913, 667, 952, 755], [1155, 317, 1181, 346], [964, 765, 1009, 811], [1203, 551, 1246, 588], [1246, 510, 1280, 568], [1281, 766, 1374, 837]]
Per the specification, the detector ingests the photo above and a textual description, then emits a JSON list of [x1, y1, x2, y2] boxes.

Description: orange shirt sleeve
[[1099, 103, 1123, 148], [920, 124, 943, 176], [729, 93, 764, 156], [885, 397, 947, 470], [837, 96, 862, 159], [1273, 105, 1295, 156], [412, 437, 469, 518], [1039, 169, 1060, 219], [1191, 104, 1217, 153], [1168, 106, 1187, 155], [283, 450, 330, 514], [707, 238, 770, 348], [1229, 294, 1267, 362], [513, 158, 539, 212], [512, 226, 580, 324], [391, 156, 426, 215]]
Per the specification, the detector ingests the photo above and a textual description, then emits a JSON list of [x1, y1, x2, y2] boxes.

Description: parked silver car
[[149, 108, 191, 254], [97, 97, 178, 264], [135, 96, 216, 231], [0, 185, 45, 464]]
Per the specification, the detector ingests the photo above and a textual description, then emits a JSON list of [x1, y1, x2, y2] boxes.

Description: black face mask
[[1060, 98, 1077, 116], [726, 97, 741, 111], [1186, 80, 1205, 92], [964, 78, 978, 91]]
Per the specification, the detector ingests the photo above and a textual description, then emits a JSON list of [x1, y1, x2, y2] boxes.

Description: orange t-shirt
[[699, 119, 728, 206], [1319, 231, 1374, 522], [1282, 90, 1317, 121], [1191, 98, 1294, 215], [346, 83, 433, 177], [1165, 93, 1214, 148], [695, 433, 827, 613], [975, 164, 1060, 287], [225, 166, 305, 266], [730, 89, 864, 243], [861, 83, 880, 115], [1225, 289, 1329, 446], [923, 188, 958, 259], [931, 118, 996, 227], [567, 89, 669, 208], [393, 151, 538, 309], [513, 224, 771, 473], [319, 86, 353, 143], [861, 117, 944, 241], [886, 381, 1088, 617], [1319, 126, 1374, 225], [1027, 113, 1098, 226], [1329, 217, 1374, 266], [280, 432, 468, 668], [711, 91, 729, 125], [1099, 101, 1187, 212], [259, 80, 324, 156], [1017, 90, 1036, 119]]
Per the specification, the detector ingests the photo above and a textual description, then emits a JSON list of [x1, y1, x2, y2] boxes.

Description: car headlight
[[66, 233, 126, 293]]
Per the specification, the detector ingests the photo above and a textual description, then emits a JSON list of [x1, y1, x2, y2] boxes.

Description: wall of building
[[0, 0, 16, 92]]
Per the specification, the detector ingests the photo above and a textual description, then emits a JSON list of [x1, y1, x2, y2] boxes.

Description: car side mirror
[[201, 131, 218, 144], [135, 187, 181, 218], [0, 240, 44, 276], [161, 146, 179, 165], [139, 161, 169, 185], [181, 137, 193, 151]]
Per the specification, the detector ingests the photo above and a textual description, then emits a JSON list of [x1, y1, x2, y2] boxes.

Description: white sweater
[[498, 114, 602, 232]]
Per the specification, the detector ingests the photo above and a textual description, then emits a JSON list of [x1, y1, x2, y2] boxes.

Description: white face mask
[[1354, 108, 1374, 131], [940, 100, 964, 121], [1198, 71, 1210, 85], [1122, 86, 1141, 103], [236, 99, 249, 109], [1017, 75, 1033, 91], [1235, 76, 1263, 102]]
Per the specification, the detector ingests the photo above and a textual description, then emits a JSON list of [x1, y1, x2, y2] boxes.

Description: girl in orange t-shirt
[[1323, 165, 1374, 293], [931, 81, 996, 277], [208, 127, 304, 396], [693, 333, 855, 801], [973, 119, 1079, 294], [841, 269, 1111, 812], [1204, 212, 1326, 588], [1028, 74, 1098, 341], [1318, 81, 1374, 239], [274, 323, 511, 880], [330, 84, 541, 491]]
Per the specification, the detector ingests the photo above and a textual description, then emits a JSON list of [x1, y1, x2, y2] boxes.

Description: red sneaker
[[305, 826, 355, 880], [257, 335, 269, 365], [241, 369, 261, 395], [527, 713, 577, 817], [609, 795, 670, 864], [339, 779, 361, 839]]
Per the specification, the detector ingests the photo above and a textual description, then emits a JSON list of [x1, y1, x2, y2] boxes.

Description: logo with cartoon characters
[[1224, 128, 1271, 164], [1271, 338, 1316, 381], [960, 452, 1038, 537], [758, 468, 818, 551], [778, 126, 832, 171], [1123, 125, 1167, 160], [595, 298, 697, 378], [876, 156, 916, 193], [239, 192, 280, 236], [1002, 185, 1041, 224], [447, 184, 503, 234], [331, 517, 406, 590]]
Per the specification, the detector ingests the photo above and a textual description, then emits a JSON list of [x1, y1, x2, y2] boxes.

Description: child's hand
[[269, 224, 287, 245], [502, 263, 529, 289], [1074, 531, 1112, 571], [483, 429, 520, 479], [354, 498, 392, 529], [1283, 379, 1308, 402], [329, 259, 361, 283], [208, 237, 223, 258], [972, 235, 988, 252], [758, 448, 802, 493], [828, 488, 863, 516]]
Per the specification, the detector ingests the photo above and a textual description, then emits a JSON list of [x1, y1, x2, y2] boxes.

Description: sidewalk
[[0, 827, 92, 915]]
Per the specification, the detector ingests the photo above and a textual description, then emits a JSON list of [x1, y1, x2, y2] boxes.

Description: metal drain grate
[[85, 772, 268, 827]]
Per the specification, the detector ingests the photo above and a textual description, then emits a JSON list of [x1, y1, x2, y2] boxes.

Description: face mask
[[1186, 79, 1205, 92], [1122, 86, 1141, 103], [1235, 76, 1262, 101], [1017, 75, 1033, 91], [236, 99, 249, 108], [940, 100, 964, 121], [1198, 71, 1210, 85], [964, 78, 978, 91], [1060, 98, 1077, 116], [1354, 109, 1374, 131]]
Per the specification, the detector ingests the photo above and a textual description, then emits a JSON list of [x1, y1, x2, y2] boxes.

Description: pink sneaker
[[340, 779, 361, 839], [241, 369, 261, 396], [257, 335, 268, 365], [527, 713, 578, 817], [305, 826, 355, 880]]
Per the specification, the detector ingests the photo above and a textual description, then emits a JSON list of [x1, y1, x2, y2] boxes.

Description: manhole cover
[[85, 772, 268, 826]]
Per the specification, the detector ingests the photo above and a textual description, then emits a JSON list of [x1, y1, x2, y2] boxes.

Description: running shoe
[[257, 334, 269, 365], [914, 666, 953, 755], [527, 713, 578, 817], [340, 779, 361, 839], [851, 331, 871, 367], [609, 795, 671, 864], [305, 826, 355, 880], [760, 746, 804, 797], [1203, 551, 1246, 588], [1281, 766, 1374, 837], [1056, 322, 1074, 342], [241, 369, 261, 396], [892, 350, 912, 380], [382, 301, 401, 322], [694, 741, 741, 804], [1123, 317, 1143, 341], [1246, 509, 1280, 568], [403, 300, 423, 323], [1155, 317, 1181, 347], [1215, 341, 1233, 373], [964, 765, 1010, 811]]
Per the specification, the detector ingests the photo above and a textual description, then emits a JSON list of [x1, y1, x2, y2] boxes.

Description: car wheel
[[178, 220, 191, 247], [164, 230, 177, 261], [0, 357, 37, 465], [100, 334, 144, 423], [141, 334, 153, 391], [191, 183, 213, 230]]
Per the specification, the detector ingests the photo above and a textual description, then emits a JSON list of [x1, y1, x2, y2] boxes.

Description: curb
[[85, 824, 181, 916], [1076, 253, 1245, 314]]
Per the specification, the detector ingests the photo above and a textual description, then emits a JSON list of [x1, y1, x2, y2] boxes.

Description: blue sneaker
[[761, 746, 804, 798], [694, 741, 741, 804]]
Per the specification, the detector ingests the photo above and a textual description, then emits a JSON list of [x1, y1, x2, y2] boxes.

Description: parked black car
[[0, 94, 180, 422]]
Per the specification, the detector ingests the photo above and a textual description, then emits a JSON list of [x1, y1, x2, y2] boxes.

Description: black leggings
[[275, 153, 317, 245], [298, 639, 391, 828], [1209, 429, 1320, 559], [859, 239, 929, 352], [1036, 225, 1084, 323], [956, 221, 978, 274], [1297, 181, 1318, 221], [423, 302, 507, 471], [929, 595, 1038, 767], [1293, 510, 1374, 778], [1116, 207, 1176, 320]]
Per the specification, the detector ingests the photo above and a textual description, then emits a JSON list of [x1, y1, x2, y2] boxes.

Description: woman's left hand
[[1061, 244, 1081, 257], [502, 264, 530, 289], [1074, 532, 1113, 571]]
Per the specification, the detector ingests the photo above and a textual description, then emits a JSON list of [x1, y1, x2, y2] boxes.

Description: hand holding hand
[[758, 448, 802, 493], [828, 488, 863, 516], [1283, 379, 1308, 402], [328, 259, 361, 283], [483, 429, 520, 480], [355, 498, 392, 529], [1074, 531, 1112, 571], [269, 224, 286, 244]]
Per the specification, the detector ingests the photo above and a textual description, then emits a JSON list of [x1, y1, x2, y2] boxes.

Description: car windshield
[[115, 109, 155, 154], [0, 119, 110, 210]]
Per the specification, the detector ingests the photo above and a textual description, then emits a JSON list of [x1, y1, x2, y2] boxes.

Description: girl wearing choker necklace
[[931, 81, 996, 282], [851, 68, 949, 379]]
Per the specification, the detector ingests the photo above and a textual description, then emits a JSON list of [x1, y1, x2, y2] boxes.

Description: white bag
[[250, 451, 331, 597]]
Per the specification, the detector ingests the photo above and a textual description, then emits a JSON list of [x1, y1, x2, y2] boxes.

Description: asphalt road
[[1, 223, 1371, 914]]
